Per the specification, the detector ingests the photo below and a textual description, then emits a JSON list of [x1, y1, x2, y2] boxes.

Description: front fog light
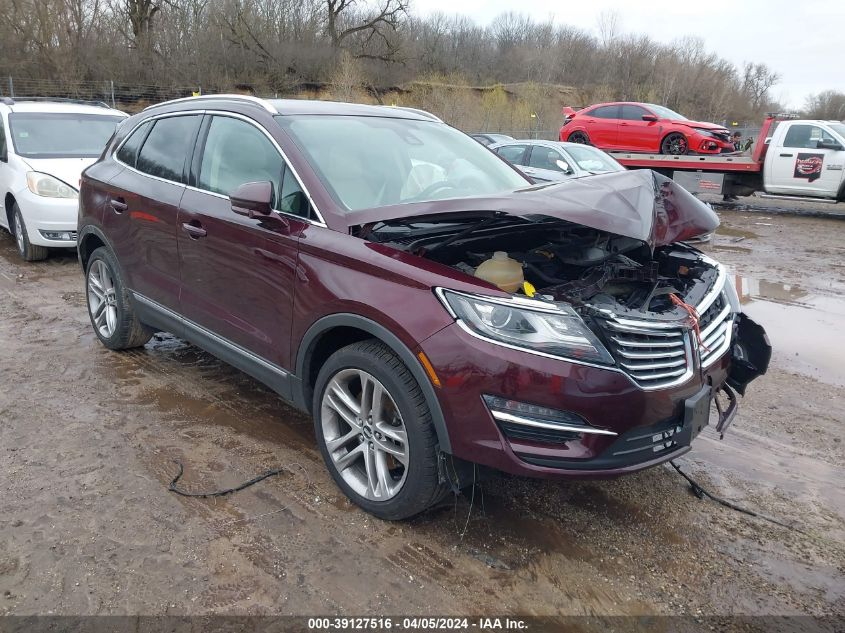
[[483, 395, 617, 435], [40, 230, 75, 241]]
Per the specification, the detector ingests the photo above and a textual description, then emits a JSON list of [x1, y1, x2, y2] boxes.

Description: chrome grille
[[699, 291, 733, 368], [603, 319, 692, 390]]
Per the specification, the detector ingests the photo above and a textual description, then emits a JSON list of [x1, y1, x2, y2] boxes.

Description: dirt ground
[[0, 206, 843, 624]]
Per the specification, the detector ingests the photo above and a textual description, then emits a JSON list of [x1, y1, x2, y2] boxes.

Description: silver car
[[490, 139, 625, 183]]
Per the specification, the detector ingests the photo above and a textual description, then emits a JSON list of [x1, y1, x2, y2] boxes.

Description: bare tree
[[741, 62, 779, 112], [323, 0, 408, 62]]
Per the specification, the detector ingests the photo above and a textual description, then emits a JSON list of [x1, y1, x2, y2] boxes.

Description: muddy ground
[[0, 207, 843, 624]]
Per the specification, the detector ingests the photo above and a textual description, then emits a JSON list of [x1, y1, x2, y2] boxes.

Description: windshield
[[645, 104, 688, 121], [277, 115, 529, 211], [9, 113, 124, 158], [562, 145, 625, 174], [830, 123, 845, 139]]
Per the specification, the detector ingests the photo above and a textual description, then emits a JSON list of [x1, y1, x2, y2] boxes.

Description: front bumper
[[419, 320, 736, 479], [14, 188, 79, 247], [692, 134, 734, 155]]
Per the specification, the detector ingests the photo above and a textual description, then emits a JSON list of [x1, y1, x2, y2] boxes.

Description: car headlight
[[26, 172, 78, 199], [691, 128, 717, 138], [436, 289, 614, 365]]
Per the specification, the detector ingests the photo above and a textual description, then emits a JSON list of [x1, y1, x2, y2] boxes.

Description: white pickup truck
[[609, 115, 845, 202]]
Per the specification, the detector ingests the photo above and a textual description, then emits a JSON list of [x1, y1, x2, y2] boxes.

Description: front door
[[767, 123, 845, 197], [177, 114, 310, 371], [619, 104, 661, 152]]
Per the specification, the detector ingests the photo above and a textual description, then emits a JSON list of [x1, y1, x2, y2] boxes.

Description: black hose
[[669, 461, 807, 534], [168, 460, 287, 498]]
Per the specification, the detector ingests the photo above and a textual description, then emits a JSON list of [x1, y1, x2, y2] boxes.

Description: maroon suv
[[77, 95, 770, 519]]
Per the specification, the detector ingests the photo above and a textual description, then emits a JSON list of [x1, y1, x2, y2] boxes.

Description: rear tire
[[313, 339, 447, 520], [567, 130, 591, 145], [85, 246, 152, 350], [12, 204, 48, 262]]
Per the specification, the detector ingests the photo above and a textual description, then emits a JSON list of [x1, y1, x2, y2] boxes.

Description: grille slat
[[620, 357, 687, 371], [599, 286, 735, 389], [604, 321, 690, 388]]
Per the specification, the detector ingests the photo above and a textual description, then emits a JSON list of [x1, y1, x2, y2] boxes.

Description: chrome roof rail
[[143, 94, 276, 114]]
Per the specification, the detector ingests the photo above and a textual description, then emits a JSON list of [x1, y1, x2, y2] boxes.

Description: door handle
[[779, 153, 793, 157], [110, 198, 127, 213], [181, 222, 207, 239]]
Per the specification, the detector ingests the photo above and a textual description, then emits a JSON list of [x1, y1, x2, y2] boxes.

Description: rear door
[[106, 114, 202, 310], [766, 123, 845, 197], [494, 144, 530, 167], [619, 104, 661, 152], [578, 105, 619, 149], [177, 113, 310, 370]]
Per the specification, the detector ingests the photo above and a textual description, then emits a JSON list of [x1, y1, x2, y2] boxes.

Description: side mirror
[[555, 159, 573, 174], [230, 181, 273, 218], [642, 114, 659, 122], [817, 139, 844, 151]]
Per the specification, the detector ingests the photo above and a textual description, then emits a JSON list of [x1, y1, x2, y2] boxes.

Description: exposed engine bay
[[361, 216, 720, 321]]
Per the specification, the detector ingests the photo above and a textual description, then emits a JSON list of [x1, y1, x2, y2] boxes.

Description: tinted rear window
[[588, 106, 619, 119], [116, 120, 152, 168], [136, 115, 200, 183]]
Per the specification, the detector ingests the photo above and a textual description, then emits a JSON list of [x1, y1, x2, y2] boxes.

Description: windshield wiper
[[417, 213, 508, 256]]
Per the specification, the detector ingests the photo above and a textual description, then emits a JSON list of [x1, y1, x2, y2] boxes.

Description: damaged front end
[[356, 170, 770, 440]]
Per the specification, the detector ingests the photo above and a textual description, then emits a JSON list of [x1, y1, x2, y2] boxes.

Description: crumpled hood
[[20, 157, 97, 191], [678, 120, 729, 134], [347, 169, 720, 249]]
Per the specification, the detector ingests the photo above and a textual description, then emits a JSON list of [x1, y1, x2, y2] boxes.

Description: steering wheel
[[408, 181, 457, 202]]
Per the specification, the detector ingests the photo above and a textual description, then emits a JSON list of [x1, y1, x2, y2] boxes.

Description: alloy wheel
[[87, 259, 118, 338], [320, 368, 409, 501], [662, 133, 688, 155]]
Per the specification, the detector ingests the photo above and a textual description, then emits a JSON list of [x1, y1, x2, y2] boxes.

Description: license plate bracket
[[679, 385, 712, 445]]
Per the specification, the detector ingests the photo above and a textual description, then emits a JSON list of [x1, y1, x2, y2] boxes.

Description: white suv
[[0, 98, 126, 260]]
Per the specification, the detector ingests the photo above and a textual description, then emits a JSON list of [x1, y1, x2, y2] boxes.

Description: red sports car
[[559, 102, 734, 155]]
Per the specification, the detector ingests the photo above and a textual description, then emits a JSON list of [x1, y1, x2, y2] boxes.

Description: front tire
[[313, 340, 447, 520], [85, 246, 152, 350], [12, 204, 48, 262], [661, 132, 689, 155]]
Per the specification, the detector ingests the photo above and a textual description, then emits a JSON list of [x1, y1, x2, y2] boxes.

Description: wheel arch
[[4, 192, 16, 229], [295, 313, 452, 454], [77, 224, 113, 271], [566, 128, 590, 143]]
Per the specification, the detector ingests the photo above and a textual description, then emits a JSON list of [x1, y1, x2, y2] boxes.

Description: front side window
[[137, 115, 200, 182], [782, 124, 839, 149], [8, 113, 124, 158], [621, 105, 649, 121], [528, 146, 566, 172], [198, 116, 284, 205], [116, 120, 152, 168], [278, 115, 529, 211]]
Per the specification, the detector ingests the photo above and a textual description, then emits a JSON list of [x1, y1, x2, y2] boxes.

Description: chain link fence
[[0, 77, 208, 112]]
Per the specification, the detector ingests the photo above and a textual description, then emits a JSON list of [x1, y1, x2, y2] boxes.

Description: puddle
[[731, 273, 845, 386], [716, 225, 760, 241]]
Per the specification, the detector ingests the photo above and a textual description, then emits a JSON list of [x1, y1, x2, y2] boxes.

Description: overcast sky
[[413, 0, 845, 109]]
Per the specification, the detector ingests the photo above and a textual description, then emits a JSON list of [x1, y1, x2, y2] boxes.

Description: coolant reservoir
[[475, 251, 524, 293]]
